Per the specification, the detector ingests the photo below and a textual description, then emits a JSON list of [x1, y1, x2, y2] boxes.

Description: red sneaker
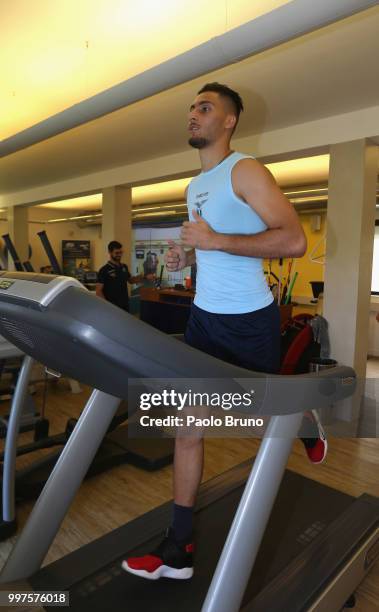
[[122, 528, 194, 580], [301, 410, 328, 464]]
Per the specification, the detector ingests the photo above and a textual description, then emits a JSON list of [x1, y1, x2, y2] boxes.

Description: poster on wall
[[62, 240, 91, 279]]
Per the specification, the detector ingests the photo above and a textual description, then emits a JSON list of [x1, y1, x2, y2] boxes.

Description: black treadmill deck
[[31, 461, 378, 612]]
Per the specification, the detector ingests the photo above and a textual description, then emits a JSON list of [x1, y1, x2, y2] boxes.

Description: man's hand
[[180, 210, 218, 250], [165, 240, 188, 271], [129, 273, 156, 284], [129, 274, 143, 284]]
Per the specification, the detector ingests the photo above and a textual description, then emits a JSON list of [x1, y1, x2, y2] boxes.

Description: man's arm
[[165, 182, 196, 272], [128, 274, 143, 284], [96, 283, 105, 299], [184, 249, 196, 267], [128, 273, 156, 284], [180, 159, 306, 259]]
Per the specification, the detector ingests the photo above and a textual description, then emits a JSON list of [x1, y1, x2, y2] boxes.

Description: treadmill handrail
[[0, 285, 356, 416]]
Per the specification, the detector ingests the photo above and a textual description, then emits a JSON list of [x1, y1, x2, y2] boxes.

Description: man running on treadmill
[[122, 82, 327, 581]]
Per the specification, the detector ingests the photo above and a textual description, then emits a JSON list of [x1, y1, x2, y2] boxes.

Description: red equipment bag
[[280, 314, 320, 375]]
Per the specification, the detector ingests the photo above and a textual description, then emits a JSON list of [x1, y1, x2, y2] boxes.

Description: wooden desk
[[140, 288, 293, 333], [140, 287, 194, 333], [140, 287, 194, 305]]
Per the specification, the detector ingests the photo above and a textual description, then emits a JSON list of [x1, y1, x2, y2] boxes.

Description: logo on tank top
[[193, 192, 208, 217]]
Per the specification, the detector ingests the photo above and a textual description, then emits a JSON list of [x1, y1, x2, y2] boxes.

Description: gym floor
[[0, 370, 378, 612]]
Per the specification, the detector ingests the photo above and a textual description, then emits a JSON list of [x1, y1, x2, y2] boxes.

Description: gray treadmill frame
[[0, 273, 360, 611], [1, 390, 302, 612]]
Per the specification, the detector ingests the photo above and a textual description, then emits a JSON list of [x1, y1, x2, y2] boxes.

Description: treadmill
[[0, 272, 377, 612]]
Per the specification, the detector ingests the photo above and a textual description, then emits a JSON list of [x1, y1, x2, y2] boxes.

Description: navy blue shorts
[[184, 302, 280, 374]]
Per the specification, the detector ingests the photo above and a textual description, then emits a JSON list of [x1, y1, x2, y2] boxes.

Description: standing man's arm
[[180, 159, 307, 258], [128, 273, 156, 284], [128, 273, 143, 284], [96, 267, 106, 299], [95, 283, 105, 299]]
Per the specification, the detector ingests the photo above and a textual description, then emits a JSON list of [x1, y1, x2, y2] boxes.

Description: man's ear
[[225, 114, 237, 130]]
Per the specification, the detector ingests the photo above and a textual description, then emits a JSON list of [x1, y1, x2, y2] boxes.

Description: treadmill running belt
[[32, 467, 353, 611]]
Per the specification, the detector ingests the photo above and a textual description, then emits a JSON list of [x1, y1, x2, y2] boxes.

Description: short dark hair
[[198, 82, 244, 122], [108, 240, 122, 252]]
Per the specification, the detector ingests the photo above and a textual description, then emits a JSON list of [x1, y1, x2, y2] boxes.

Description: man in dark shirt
[[96, 241, 143, 312]]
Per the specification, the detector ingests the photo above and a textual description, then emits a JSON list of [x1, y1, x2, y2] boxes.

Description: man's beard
[[188, 136, 208, 149]]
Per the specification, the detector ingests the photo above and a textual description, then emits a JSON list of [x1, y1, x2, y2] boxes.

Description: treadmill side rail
[[202, 413, 304, 612]]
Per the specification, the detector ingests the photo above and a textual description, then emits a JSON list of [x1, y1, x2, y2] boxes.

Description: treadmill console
[[0, 272, 83, 306]]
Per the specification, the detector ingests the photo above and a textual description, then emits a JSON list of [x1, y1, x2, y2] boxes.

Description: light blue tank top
[[187, 151, 273, 314]]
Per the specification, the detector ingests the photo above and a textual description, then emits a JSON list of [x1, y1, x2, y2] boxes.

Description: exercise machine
[[1, 234, 34, 272], [0, 335, 38, 434], [37, 231, 62, 275], [0, 272, 377, 612], [0, 280, 173, 540], [0, 353, 173, 540]]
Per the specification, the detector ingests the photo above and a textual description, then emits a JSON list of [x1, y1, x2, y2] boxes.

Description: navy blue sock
[[172, 503, 194, 543]]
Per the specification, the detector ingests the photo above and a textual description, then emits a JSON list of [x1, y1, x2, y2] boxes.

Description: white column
[[323, 139, 378, 429], [7, 206, 29, 270], [101, 186, 132, 270]]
